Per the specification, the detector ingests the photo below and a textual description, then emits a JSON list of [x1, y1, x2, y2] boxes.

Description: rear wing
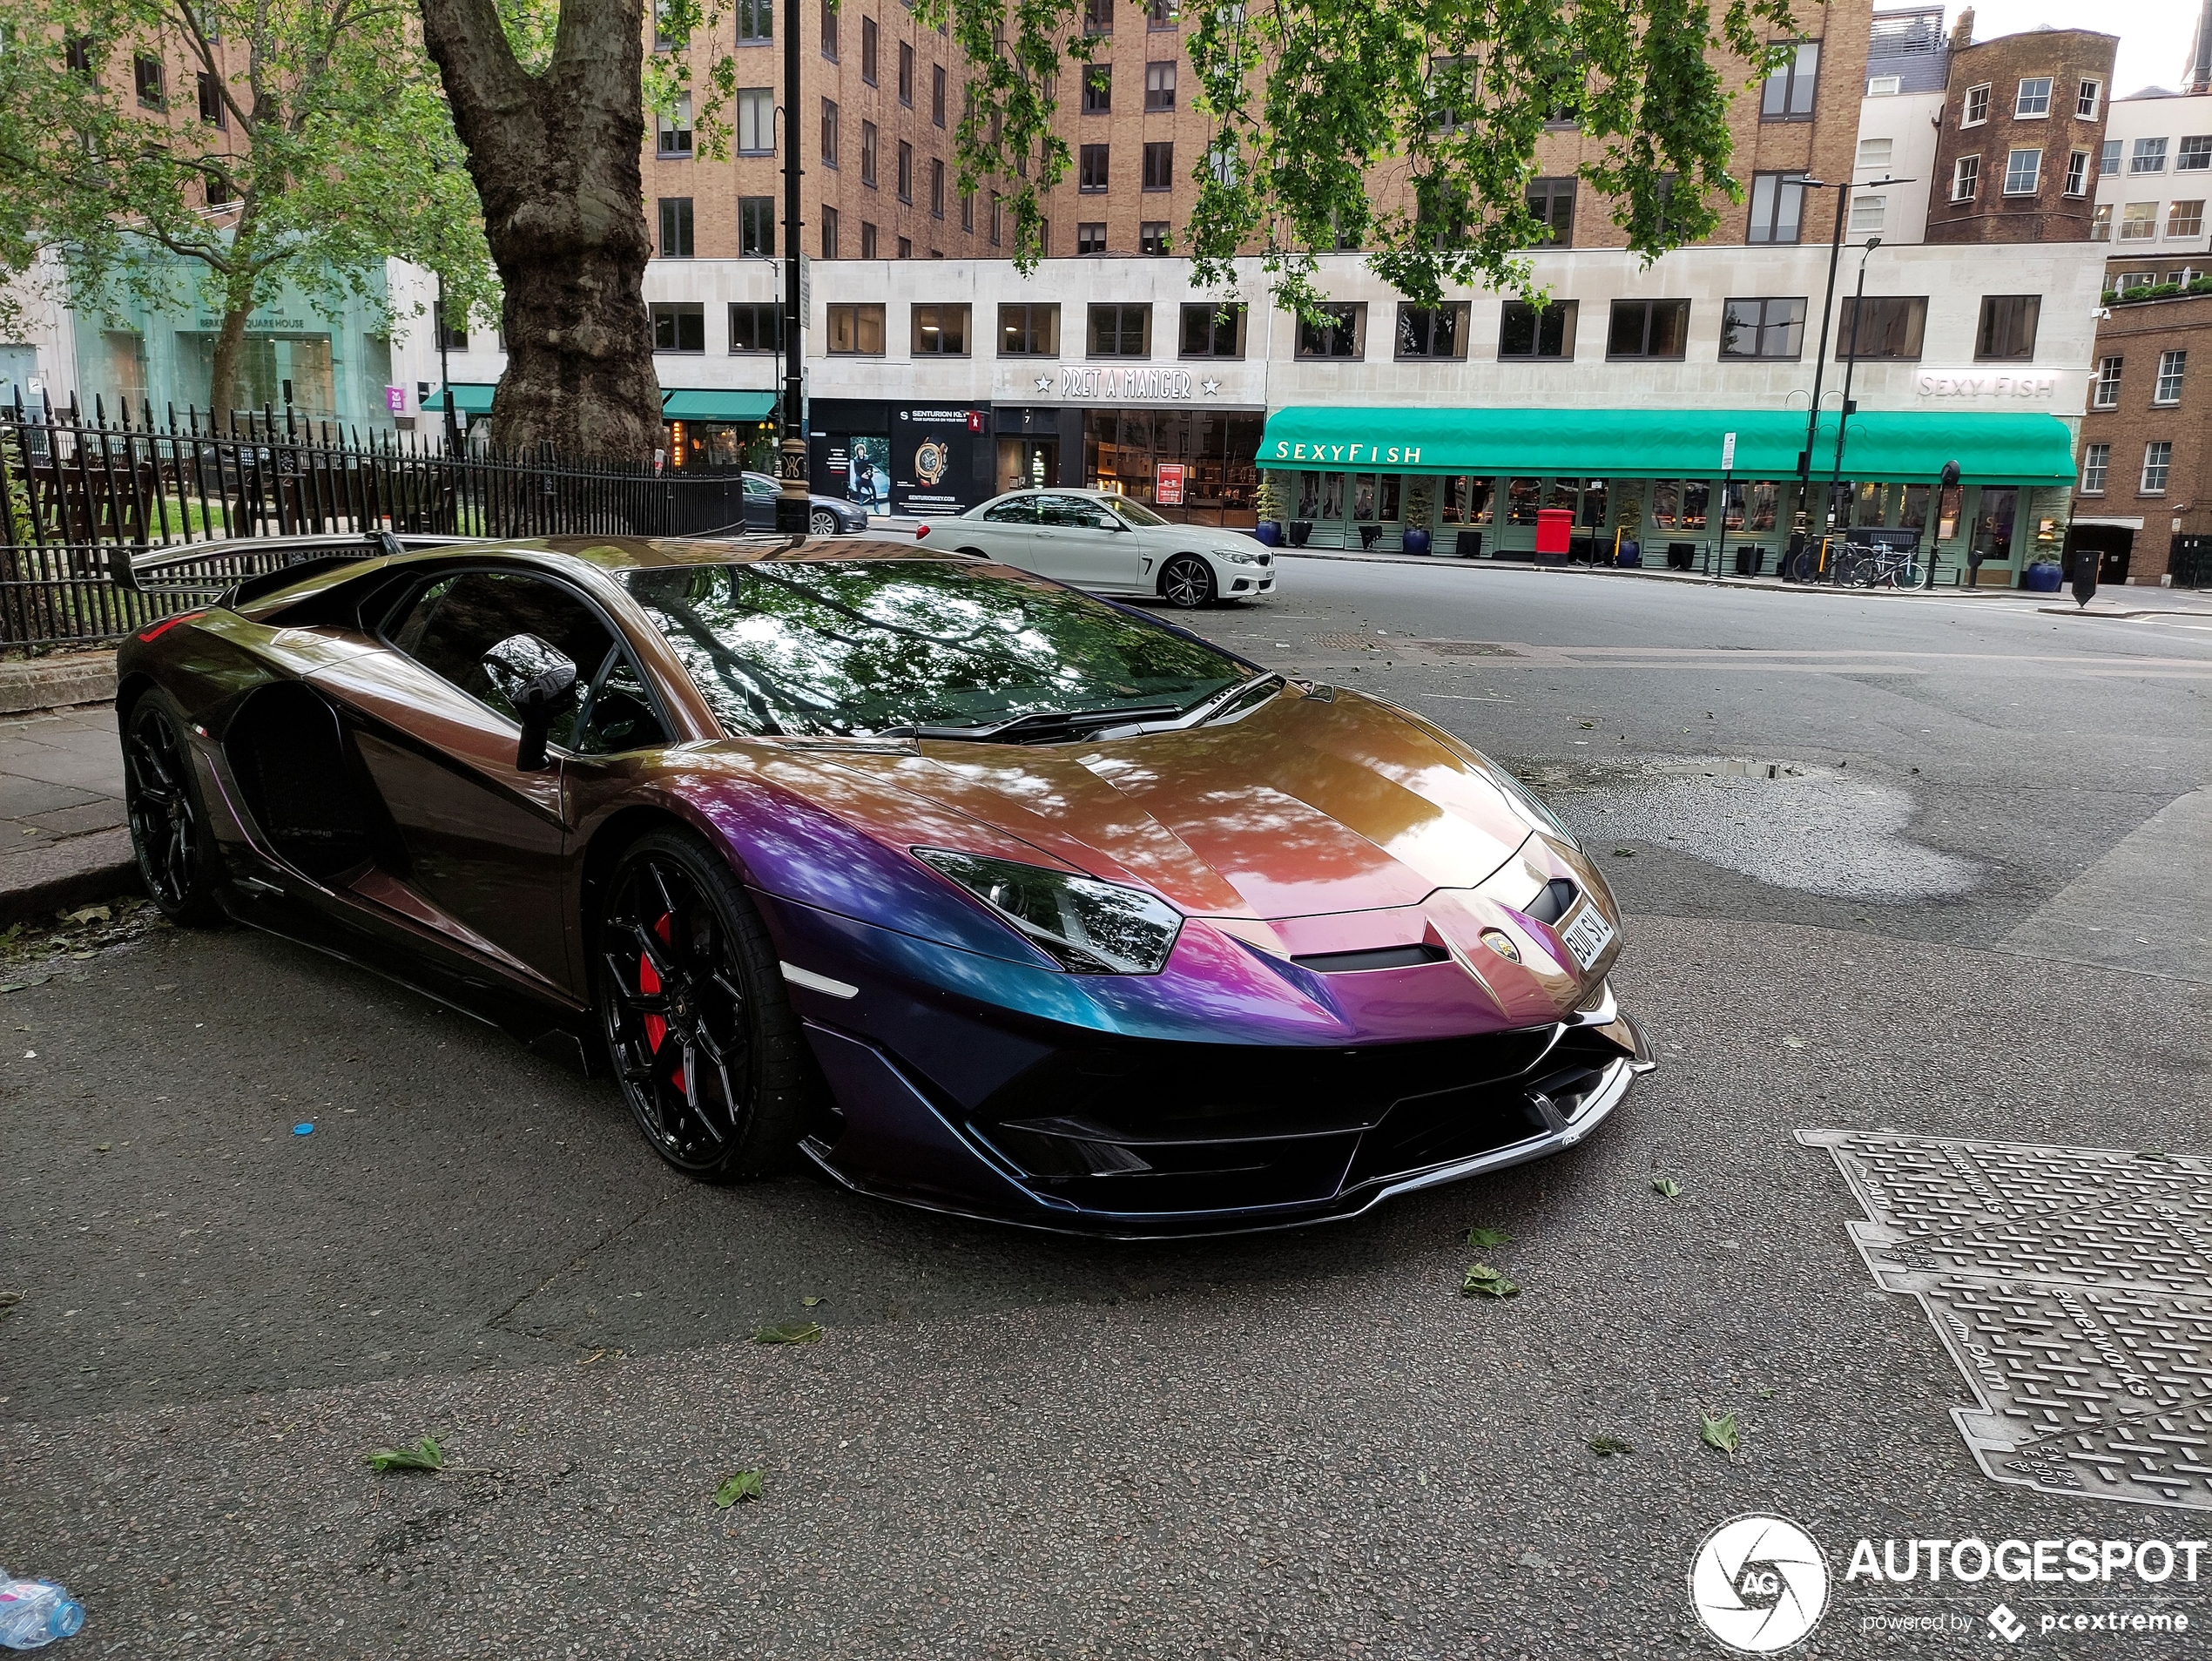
[[106, 531, 485, 603]]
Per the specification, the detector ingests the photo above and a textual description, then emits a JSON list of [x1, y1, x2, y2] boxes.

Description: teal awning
[[430, 382, 496, 417], [660, 388, 778, 422], [1258, 407, 2079, 485]]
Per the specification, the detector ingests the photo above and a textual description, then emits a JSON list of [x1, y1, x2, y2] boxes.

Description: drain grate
[[1416, 640, 1524, 658], [1308, 632, 1386, 650], [1800, 1130, 2212, 1510]]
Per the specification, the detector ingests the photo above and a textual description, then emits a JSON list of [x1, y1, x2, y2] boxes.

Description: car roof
[[469, 535, 929, 570]]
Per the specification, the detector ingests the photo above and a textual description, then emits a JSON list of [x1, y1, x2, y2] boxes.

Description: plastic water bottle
[[0, 1573, 84, 1650]]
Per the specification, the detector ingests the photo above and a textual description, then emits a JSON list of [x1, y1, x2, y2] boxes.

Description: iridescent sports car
[[114, 532, 1648, 1236]]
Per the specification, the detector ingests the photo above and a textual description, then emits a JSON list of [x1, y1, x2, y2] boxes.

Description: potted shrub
[[1253, 476, 1285, 547], [1401, 479, 1433, 556]]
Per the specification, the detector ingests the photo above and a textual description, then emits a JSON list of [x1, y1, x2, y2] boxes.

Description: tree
[[0, 0, 495, 423]]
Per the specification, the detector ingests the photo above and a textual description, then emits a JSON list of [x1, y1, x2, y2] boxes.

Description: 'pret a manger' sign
[[1266, 439, 1426, 465]]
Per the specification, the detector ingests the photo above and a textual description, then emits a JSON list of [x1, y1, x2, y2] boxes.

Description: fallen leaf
[[799, 1295, 824, 1307], [365, 1436, 448, 1473], [1464, 1225, 1511, 1249], [1611, 848, 1635, 858], [64, 906, 111, 925], [1578, 721, 1595, 730], [1588, 1435, 1634, 1457], [1700, 1412, 1740, 1455], [1461, 1263, 1520, 1300], [752, 1320, 823, 1345], [1781, 1036, 1805, 1050], [1518, 1548, 1556, 1571], [0, 1289, 22, 1320], [714, 1470, 764, 1508], [95, 1143, 111, 1153], [1652, 1177, 1683, 1198]]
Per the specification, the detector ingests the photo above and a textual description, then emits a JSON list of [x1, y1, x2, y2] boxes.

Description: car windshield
[[1104, 496, 1169, 528], [624, 561, 1245, 738]]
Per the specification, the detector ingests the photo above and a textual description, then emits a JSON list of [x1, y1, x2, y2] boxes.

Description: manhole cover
[[1416, 640, 1523, 658], [1801, 1130, 2212, 1509]]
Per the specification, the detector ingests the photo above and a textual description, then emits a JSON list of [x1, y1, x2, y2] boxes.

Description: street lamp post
[[433, 270, 461, 456], [775, 0, 809, 537], [1824, 236, 1882, 568]]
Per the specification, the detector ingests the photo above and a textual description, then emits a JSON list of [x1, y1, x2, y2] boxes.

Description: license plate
[[1560, 904, 1615, 969]]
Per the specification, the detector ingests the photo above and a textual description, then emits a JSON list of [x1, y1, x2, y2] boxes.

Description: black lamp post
[[1823, 236, 1882, 564], [433, 270, 462, 455], [774, 0, 810, 537]]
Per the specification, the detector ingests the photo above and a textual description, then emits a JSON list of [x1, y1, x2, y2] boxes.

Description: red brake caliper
[[640, 913, 673, 1057]]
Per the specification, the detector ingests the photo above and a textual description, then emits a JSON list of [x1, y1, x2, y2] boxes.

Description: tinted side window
[[388, 571, 617, 746], [983, 496, 1038, 523], [577, 654, 670, 754]]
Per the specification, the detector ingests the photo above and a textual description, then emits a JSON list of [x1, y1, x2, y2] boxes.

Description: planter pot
[[1287, 521, 1312, 547], [1253, 521, 1282, 547], [2023, 561, 2063, 593], [1401, 527, 1432, 557]]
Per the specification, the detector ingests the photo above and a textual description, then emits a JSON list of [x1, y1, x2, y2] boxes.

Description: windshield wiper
[[880, 705, 1183, 744]]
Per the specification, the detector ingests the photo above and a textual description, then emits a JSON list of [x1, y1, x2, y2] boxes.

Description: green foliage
[[1253, 473, 1284, 523], [365, 1435, 450, 1472], [714, 1469, 765, 1506], [2102, 277, 2212, 307], [916, 0, 1798, 316]]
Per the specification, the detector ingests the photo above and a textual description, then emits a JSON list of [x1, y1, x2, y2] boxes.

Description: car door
[[741, 474, 779, 530], [961, 494, 1042, 564], [1032, 495, 1150, 591], [305, 567, 618, 996]]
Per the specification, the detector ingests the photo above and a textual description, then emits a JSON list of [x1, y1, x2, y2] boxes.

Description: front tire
[[809, 509, 839, 537], [1159, 554, 1217, 609], [123, 689, 224, 927], [596, 828, 806, 1182]]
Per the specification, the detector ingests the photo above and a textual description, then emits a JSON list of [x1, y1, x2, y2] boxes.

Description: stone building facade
[[1925, 23, 2117, 247]]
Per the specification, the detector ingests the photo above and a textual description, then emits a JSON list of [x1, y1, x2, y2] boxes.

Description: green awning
[[429, 382, 496, 417], [660, 388, 779, 422], [1258, 407, 2079, 485]]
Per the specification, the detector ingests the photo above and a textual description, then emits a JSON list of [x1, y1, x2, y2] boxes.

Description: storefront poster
[[1156, 463, 1186, 506], [891, 408, 987, 517]]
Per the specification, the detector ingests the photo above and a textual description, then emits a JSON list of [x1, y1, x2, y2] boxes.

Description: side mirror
[[481, 633, 578, 773]]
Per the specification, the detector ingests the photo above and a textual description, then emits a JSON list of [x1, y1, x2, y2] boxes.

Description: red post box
[[1534, 508, 1573, 557]]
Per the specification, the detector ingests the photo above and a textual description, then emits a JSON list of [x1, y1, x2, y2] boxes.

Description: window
[[961, 192, 973, 231], [861, 16, 877, 82], [821, 98, 840, 165], [1180, 302, 1245, 358], [392, 574, 620, 748], [2114, 271, 2155, 294], [1524, 178, 1575, 245], [2092, 356, 2122, 408], [657, 95, 694, 158], [133, 52, 164, 107], [1747, 172, 1806, 243], [1080, 144, 1109, 192], [1209, 141, 1238, 186], [1866, 75, 1901, 97], [2091, 203, 2113, 240], [2101, 138, 2123, 176], [197, 70, 225, 127], [2171, 201, 2207, 239], [826, 304, 886, 354], [1082, 0, 1112, 35], [2014, 77, 2051, 118], [989, 193, 1002, 246], [1082, 64, 1111, 113], [821, 0, 838, 57], [930, 159, 945, 218], [2182, 136, 2212, 172], [1849, 194, 1885, 235], [2119, 202, 2156, 240], [2131, 138, 2170, 176], [436, 314, 469, 353], [1146, 0, 1177, 27], [897, 141, 913, 202], [2080, 442, 2108, 493], [999, 304, 1059, 355], [897, 235, 912, 259], [651, 303, 705, 353], [2064, 152, 2087, 196], [2156, 350, 2187, 405], [1143, 141, 1174, 191], [933, 64, 947, 125], [911, 304, 969, 355], [653, 0, 680, 49], [65, 34, 94, 76], [1952, 155, 1979, 202], [898, 41, 913, 105], [1606, 298, 1689, 360], [1146, 61, 1177, 111], [2002, 149, 2040, 195], [1720, 297, 1805, 360], [822, 206, 839, 258], [2076, 78, 2101, 118], [1137, 222, 1168, 254], [860, 221, 877, 257], [1088, 304, 1150, 356], [860, 122, 878, 187], [1857, 137, 1892, 172], [1038, 219, 1049, 255], [1076, 221, 1107, 254], [1835, 296, 1926, 360], [1296, 303, 1365, 360], [1395, 303, 1468, 361], [1962, 84, 1989, 126], [728, 303, 780, 354], [738, 196, 774, 257], [1498, 300, 1575, 359], [2141, 442, 2171, 494], [737, 87, 773, 154], [735, 0, 771, 43], [658, 197, 695, 257], [1975, 294, 2039, 361], [206, 173, 235, 208], [1761, 41, 1819, 120]]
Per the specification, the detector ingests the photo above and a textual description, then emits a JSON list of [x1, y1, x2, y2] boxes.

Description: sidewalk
[[0, 653, 135, 923]]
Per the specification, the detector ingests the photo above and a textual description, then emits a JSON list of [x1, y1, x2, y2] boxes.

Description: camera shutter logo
[[1688, 1514, 1830, 1653], [914, 439, 950, 487]]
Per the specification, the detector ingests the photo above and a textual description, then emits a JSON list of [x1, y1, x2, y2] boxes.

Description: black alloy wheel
[[123, 691, 224, 927], [597, 828, 806, 1181], [809, 508, 840, 537], [1159, 554, 1217, 609]]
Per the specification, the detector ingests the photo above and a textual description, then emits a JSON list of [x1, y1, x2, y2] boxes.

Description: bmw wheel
[[123, 689, 225, 927], [1160, 554, 1217, 609], [809, 509, 840, 537], [597, 828, 806, 1181]]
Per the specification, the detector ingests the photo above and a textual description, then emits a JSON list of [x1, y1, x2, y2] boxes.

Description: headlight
[[912, 848, 1183, 974], [1217, 547, 1267, 566]]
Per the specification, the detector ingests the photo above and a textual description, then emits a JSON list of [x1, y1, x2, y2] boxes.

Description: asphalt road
[[3, 560, 2211, 1658]]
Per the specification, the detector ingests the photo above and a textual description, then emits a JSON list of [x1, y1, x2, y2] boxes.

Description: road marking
[[1995, 788, 2212, 985]]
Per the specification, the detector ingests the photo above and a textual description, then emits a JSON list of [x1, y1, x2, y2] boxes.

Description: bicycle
[[1836, 544, 1927, 590]]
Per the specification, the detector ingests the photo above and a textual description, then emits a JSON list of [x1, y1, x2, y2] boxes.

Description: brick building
[[1924, 20, 2116, 246]]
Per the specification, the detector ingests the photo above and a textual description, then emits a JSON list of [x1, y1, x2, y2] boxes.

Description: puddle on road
[[1527, 755, 1980, 901]]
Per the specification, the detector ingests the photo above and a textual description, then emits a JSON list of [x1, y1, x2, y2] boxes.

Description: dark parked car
[[740, 472, 867, 537]]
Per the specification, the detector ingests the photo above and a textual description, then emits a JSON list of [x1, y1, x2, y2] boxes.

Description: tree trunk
[[415, 0, 661, 463], [206, 299, 253, 429]]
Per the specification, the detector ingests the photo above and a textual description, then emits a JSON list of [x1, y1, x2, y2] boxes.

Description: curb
[[0, 652, 118, 716], [0, 827, 142, 927]]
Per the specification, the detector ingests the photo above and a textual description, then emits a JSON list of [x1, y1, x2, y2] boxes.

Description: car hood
[[780, 685, 1539, 922]]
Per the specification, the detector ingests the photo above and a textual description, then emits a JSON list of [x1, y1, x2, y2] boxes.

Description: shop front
[[661, 388, 779, 471], [810, 401, 995, 516], [1257, 408, 2080, 585]]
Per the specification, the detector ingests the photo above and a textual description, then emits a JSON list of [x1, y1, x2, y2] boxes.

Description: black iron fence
[[0, 396, 753, 646]]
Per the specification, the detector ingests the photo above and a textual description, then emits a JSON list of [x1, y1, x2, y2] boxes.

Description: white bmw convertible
[[917, 488, 1278, 608]]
